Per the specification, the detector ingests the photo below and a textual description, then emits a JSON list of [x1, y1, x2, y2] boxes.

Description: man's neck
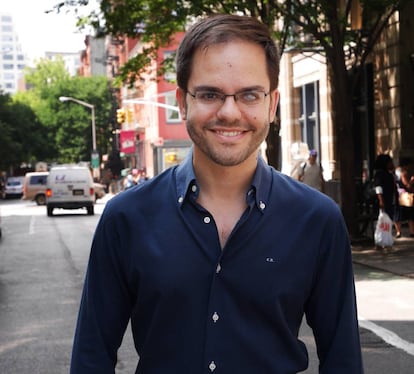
[[192, 150, 258, 200]]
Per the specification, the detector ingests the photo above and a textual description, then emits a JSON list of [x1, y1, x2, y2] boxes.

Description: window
[[2, 35, 13, 42], [2, 45, 13, 53], [3, 54, 13, 60], [3, 64, 14, 70], [299, 81, 320, 152], [2, 25, 12, 32], [4, 73, 14, 80], [17, 54, 24, 61], [165, 92, 181, 123], [163, 51, 176, 82]]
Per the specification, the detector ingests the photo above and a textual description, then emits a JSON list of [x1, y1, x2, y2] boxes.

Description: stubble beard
[[186, 119, 270, 167]]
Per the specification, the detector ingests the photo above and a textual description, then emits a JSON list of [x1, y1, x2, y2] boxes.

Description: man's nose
[[216, 95, 242, 121]]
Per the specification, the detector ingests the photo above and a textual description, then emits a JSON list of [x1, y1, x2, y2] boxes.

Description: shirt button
[[259, 201, 266, 210], [191, 184, 197, 192], [209, 361, 216, 372], [204, 216, 211, 224], [216, 263, 221, 273], [212, 312, 219, 323], [178, 196, 184, 203]]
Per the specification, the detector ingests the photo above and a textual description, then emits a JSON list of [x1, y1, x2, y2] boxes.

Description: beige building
[[278, 3, 414, 197]]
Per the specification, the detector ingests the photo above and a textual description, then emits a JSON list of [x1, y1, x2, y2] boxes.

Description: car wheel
[[36, 194, 46, 206], [87, 206, 94, 215]]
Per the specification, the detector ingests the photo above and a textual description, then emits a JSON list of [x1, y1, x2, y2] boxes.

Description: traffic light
[[127, 108, 134, 123], [116, 108, 126, 124], [165, 152, 178, 163]]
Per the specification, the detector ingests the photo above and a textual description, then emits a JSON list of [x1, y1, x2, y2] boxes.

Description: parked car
[[46, 165, 95, 216], [4, 176, 24, 199], [22, 171, 49, 205]]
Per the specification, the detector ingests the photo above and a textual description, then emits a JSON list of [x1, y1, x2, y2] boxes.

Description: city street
[[0, 197, 413, 373]]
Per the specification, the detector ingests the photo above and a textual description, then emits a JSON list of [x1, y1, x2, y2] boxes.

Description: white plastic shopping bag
[[374, 210, 394, 247]]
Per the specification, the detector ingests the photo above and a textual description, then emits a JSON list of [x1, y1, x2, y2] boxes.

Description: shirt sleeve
[[305, 206, 364, 373], [70, 207, 133, 374]]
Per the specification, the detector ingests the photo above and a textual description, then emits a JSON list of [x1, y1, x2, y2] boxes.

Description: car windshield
[[7, 181, 22, 186]]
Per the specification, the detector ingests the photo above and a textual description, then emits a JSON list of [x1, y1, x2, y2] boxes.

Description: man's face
[[176, 40, 278, 167], [309, 155, 317, 164]]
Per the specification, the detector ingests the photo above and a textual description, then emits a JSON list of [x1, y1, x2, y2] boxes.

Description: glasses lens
[[236, 91, 264, 105], [195, 91, 223, 104]]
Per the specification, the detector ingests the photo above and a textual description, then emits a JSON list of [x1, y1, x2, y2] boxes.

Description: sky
[[3, 0, 96, 63]]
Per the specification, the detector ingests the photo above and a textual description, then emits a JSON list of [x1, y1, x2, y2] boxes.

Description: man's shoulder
[[106, 168, 176, 211], [270, 169, 338, 211]]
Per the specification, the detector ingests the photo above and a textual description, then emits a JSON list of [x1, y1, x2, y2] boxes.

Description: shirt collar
[[175, 148, 272, 213]]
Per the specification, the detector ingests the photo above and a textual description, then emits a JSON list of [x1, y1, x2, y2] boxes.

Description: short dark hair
[[374, 154, 393, 170], [176, 14, 280, 92]]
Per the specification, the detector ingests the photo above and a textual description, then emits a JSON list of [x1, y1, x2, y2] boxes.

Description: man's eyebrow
[[192, 85, 266, 92]]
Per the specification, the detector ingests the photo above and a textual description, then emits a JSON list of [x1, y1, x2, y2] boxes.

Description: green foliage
[[24, 56, 70, 90], [55, 0, 403, 87], [0, 92, 46, 171], [55, 75, 114, 163], [1, 58, 115, 173]]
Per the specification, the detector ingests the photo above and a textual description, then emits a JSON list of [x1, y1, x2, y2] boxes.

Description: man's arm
[[70, 210, 133, 374], [305, 206, 364, 373]]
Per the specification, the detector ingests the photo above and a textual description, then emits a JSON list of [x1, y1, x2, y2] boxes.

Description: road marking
[[29, 215, 35, 235], [359, 317, 414, 356]]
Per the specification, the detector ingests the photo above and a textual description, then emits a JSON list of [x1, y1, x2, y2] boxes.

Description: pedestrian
[[70, 14, 363, 373], [123, 173, 135, 190], [299, 149, 325, 192], [396, 158, 414, 237], [374, 154, 401, 238]]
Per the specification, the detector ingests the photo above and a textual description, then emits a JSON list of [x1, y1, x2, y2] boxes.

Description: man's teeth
[[216, 130, 242, 137]]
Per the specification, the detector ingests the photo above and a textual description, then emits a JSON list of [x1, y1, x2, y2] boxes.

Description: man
[[299, 149, 325, 192], [70, 14, 363, 373]]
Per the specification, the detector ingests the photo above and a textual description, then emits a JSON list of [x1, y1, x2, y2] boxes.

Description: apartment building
[[0, 13, 28, 95], [279, 2, 414, 204]]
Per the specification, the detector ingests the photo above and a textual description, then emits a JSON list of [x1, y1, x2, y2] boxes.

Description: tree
[[8, 58, 115, 169], [0, 91, 46, 172], [56, 0, 407, 235]]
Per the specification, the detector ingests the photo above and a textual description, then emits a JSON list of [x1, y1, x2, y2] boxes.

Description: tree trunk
[[266, 119, 281, 170], [328, 54, 358, 237]]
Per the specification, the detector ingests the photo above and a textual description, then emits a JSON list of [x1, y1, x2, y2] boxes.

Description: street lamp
[[59, 96, 96, 151], [59, 96, 99, 178]]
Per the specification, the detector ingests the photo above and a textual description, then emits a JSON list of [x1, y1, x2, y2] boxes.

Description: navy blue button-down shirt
[[71, 152, 363, 373]]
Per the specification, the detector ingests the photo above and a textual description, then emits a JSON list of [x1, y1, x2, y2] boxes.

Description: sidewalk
[[351, 225, 414, 278]]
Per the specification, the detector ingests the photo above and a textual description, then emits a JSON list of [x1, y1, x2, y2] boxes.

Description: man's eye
[[239, 91, 261, 102], [197, 92, 221, 101]]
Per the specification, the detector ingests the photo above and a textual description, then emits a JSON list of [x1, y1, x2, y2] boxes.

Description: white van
[[46, 165, 95, 216]]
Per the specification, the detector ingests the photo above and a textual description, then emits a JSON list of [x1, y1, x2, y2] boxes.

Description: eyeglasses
[[186, 90, 270, 107]]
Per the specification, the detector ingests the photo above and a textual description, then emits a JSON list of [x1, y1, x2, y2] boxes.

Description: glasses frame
[[186, 89, 270, 107]]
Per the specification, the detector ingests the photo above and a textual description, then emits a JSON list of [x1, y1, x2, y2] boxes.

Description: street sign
[[91, 151, 100, 169]]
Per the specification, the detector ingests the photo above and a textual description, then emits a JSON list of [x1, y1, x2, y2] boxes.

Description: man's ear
[[269, 90, 279, 123], [176, 87, 187, 120]]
